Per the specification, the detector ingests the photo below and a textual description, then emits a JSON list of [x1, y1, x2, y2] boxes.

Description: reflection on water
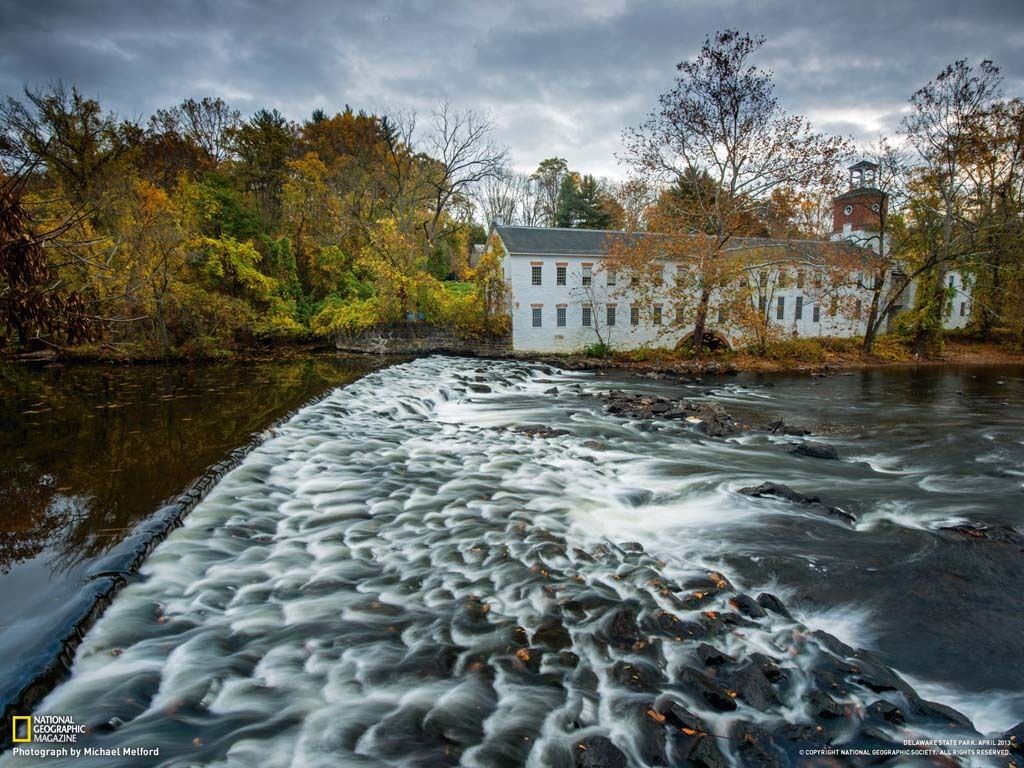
[[0, 355, 383, 709]]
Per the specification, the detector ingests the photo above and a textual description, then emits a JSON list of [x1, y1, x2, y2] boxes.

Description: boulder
[[573, 735, 628, 768], [790, 441, 839, 460], [739, 482, 855, 525], [676, 667, 738, 712]]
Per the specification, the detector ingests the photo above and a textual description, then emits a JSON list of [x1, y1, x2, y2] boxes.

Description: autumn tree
[[151, 97, 241, 167], [901, 59, 1003, 355], [623, 30, 849, 352], [530, 157, 569, 226], [232, 109, 296, 229]]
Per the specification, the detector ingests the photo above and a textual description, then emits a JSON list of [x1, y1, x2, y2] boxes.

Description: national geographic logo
[[10, 715, 83, 743]]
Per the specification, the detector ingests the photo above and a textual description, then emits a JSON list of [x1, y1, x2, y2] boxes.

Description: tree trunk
[[862, 270, 885, 354]]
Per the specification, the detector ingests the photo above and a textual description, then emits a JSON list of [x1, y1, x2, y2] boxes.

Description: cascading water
[[7, 357, 1021, 767]]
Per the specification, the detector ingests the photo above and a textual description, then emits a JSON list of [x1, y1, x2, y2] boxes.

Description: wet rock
[[805, 690, 845, 719], [739, 481, 855, 524], [731, 723, 788, 768], [728, 594, 767, 619], [754, 592, 792, 619], [865, 699, 906, 726], [573, 735, 627, 768], [604, 607, 643, 651], [467, 383, 492, 393], [909, 698, 975, 730], [728, 662, 781, 711], [544, 387, 559, 395], [581, 440, 608, 451], [747, 653, 787, 684], [645, 610, 706, 641], [790, 440, 840, 461], [676, 667, 738, 712], [610, 660, 665, 692], [939, 523, 1024, 546], [516, 424, 570, 438], [532, 617, 572, 650], [659, 700, 727, 768], [696, 403, 742, 437], [768, 417, 810, 436], [695, 643, 733, 667]]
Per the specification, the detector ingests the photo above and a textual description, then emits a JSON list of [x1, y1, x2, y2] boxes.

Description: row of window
[[532, 305, 660, 328], [529, 296, 875, 329], [531, 264, 880, 291]]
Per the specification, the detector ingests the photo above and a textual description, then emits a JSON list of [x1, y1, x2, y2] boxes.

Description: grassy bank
[[528, 331, 1024, 376]]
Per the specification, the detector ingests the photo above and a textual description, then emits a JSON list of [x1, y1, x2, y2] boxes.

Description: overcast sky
[[2, 0, 1022, 178]]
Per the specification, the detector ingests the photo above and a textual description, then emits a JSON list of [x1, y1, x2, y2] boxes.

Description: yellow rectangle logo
[[12, 715, 32, 742]]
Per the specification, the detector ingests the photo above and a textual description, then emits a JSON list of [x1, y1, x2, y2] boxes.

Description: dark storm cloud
[[2, 0, 1022, 177]]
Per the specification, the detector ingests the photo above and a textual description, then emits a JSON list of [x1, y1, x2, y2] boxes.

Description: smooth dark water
[[1, 358, 1022, 766], [0, 356, 384, 711]]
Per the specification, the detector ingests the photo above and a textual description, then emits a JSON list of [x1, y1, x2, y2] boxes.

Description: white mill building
[[483, 161, 972, 353]]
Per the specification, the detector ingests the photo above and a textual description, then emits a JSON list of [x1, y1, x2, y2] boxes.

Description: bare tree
[[151, 96, 241, 165], [479, 167, 521, 225], [622, 30, 849, 353], [419, 102, 508, 250]]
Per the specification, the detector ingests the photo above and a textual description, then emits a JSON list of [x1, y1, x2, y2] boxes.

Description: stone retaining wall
[[335, 323, 512, 357]]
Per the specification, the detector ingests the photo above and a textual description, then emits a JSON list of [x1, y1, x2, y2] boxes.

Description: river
[[2, 356, 1022, 766], [0, 356, 385, 721]]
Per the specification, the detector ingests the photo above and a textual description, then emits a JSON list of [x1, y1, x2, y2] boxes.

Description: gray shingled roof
[[494, 225, 647, 256], [493, 224, 869, 263]]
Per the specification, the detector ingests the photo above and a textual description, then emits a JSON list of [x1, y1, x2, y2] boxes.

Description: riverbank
[[525, 333, 1024, 378]]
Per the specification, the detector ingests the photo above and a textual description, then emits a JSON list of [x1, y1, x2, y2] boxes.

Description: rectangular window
[[531, 265, 542, 286], [776, 296, 785, 320], [653, 305, 662, 325], [607, 269, 617, 287], [556, 265, 566, 286], [582, 306, 592, 327], [758, 296, 766, 312], [676, 306, 685, 325], [582, 264, 592, 287], [717, 306, 725, 324], [795, 296, 803, 321], [631, 274, 640, 287], [556, 306, 566, 327], [796, 271, 805, 289], [630, 306, 640, 326], [960, 301, 966, 317], [607, 305, 616, 327], [854, 299, 863, 318], [949, 275, 955, 288], [758, 271, 768, 289], [532, 307, 543, 327], [812, 305, 820, 323]]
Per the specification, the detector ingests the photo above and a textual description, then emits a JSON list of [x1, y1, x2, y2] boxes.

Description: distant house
[[483, 161, 972, 353]]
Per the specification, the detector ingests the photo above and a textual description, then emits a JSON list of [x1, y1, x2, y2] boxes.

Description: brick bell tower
[[830, 160, 888, 254]]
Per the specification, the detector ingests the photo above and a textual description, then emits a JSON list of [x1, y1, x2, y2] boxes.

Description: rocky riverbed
[[5, 358, 1022, 766]]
